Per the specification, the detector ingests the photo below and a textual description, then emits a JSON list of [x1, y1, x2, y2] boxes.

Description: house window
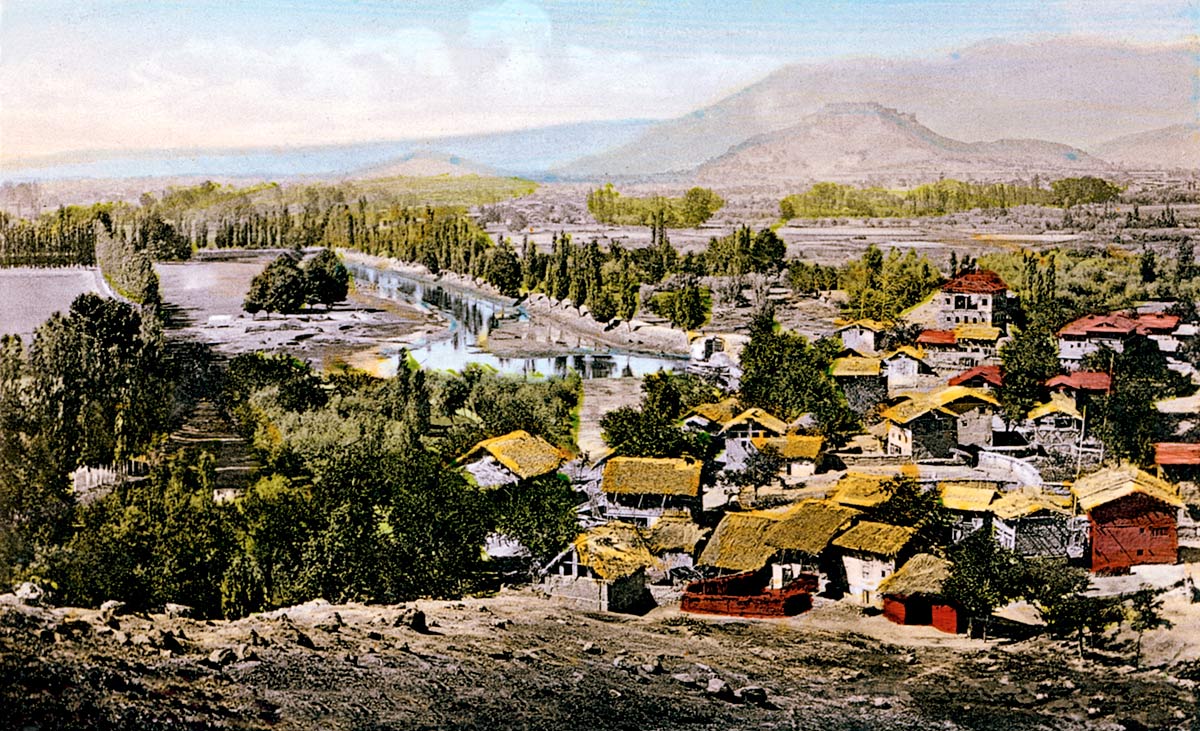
[[1136, 549, 1144, 556], [1151, 527, 1169, 537]]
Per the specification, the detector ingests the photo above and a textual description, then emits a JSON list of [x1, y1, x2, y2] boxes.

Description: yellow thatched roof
[[837, 319, 892, 333], [687, 397, 741, 425], [1027, 392, 1083, 421], [573, 523, 658, 581], [764, 499, 860, 556], [646, 515, 708, 555], [1071, 464, 1183, 513], [882, 346, 928, 363], [831, 356, 882, 377], [832, 521, 916, 556], [989, 487, 1071, 520], [602, 457, 703, 497], [878, 553, 950, 597], [954, 323, 1002, 342], [460, 430, 567, 480], [939, 482, 998, 512], [881, 386, 998, 425], [750, 434, 824, 461], [720, 408, 789, 436], [697, 505, 793, 572], [832, 472, 895, 508]]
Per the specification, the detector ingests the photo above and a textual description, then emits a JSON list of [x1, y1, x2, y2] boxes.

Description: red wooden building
[[878, 554, 965, 634], [1071, 465, 1184, 574], [681, 570, 816, 618]]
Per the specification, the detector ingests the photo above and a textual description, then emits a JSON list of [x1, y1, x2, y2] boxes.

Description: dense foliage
[[242, 249, 352, 316], [841, 245, 943, 321], [587, 184, 724, 227]]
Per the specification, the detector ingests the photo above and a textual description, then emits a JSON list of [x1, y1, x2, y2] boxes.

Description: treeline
[[780, 177, 1123, 220], [587, 184, 725, 227], [95, 220, 161, 305], [0, 206, 102, 267]]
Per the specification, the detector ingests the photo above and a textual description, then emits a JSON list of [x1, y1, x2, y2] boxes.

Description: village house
[[601, 456, 705, 526], [748, 434, 825, 484], [1056, 312, 1181, 369], [720, 408, 790, 470], [687, 334, 747, 390], [680, 397, 741, 433], [936, 269, 1009, 330], [831, 472, 896, 511], [1046, 371, 1111, 415], [1155, 442, 1200, 483], [990, 488, 1082, 559], [878, 553, 965, 634], [881, 386, 999, 460], [1071, 465, 1184, 574], [915, 329, 960, 372], [1018, 392, 1087, 459], [835, 319, 891, 356], [458, 430, 568, 488], [830, 356, 887, 415], [881, 346, 937, 390], [939, 481, 998, 543], [832, 521, 918, 605], [948, 364, 1004, 392], [541, 522, 655, 613], [643, 515, 708, 583], [916, 324, 1003, 373]]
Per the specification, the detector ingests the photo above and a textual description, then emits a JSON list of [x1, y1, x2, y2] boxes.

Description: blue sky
[[1, 0, 1195, 160]]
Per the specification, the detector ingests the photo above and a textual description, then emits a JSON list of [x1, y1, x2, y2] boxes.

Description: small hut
[[541, 523, 656, 613], [601, 456, 704, 525], [458, 430, 568, 488], [878, 553, 964, 634], [832, 521, 917, 605]]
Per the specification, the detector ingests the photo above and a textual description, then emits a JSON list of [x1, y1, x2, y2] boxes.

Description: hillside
[[349, 151, 497, 180], [563, 39, 1194, 178], [692, 103, 1108, 187], [1091, 125, 1200, 170]]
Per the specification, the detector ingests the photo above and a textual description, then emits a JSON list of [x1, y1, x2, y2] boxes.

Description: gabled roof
[[1135, 312, 1180, 334], [1071, 464, 1183, 512], [832, 521, 916, 557], [880, 386, 999, 425], [917, 329, 957, 346], [939, 482, 998, 512], [459, 430, 567, 480], [882, 346, 929, 363], [697, 506, 791, 572], [954, 323, 1002, 342], [989, 488, 1071, 521], [764, 499, 860, 556], [686, 397, 741, 425], [572, 523, 658, 581], [1046, 371, 1112, 393], [646, 515, 707, 555], [751, 434, 824, 461], [832, 472, 895, 508], [942, 269, 1008, 294], [836, 319, 892, 333], [1027, 392, 1083, 421], [1155, 442, 1200, 466], [878, 553, 950, 597], [949, 365, 1004, 388], [1059, 312, 1181, 339], [831, 356, 882, 377], [720, 408, 789, 436], [602, 457, 703, 497]]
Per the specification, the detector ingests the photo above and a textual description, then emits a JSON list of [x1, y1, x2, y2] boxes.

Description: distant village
[[454, 269, 1200, 633]]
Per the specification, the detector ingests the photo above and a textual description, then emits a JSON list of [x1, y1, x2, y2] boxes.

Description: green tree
[[998, 323, 1060, 424], [492, 473, 579, 561], [244, 254, 308, 316], [1129, 588, 1171, 668], [1024, 558, 1123, 658], [943, 529, 1025, 639], [303, 248, 351, 309]]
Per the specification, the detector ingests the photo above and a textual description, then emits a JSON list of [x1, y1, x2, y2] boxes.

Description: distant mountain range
[[3, 38, 1194, 186], [691, 103, 1108, 187]]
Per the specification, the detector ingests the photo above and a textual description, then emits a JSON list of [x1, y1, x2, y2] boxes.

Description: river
[[346, 262, 686, 379]]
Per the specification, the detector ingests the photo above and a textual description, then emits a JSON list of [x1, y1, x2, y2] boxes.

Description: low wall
[[977, 451, 1043, 487]]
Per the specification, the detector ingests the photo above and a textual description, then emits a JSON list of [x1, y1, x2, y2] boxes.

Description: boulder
[[99, 600, 127, 620], [735, 686, 769, 706], [15, 582, 44, 606], [164, 603, 194, 619], [207, 648, 236, 667], [705, 677, 735, 701], [394, 608, 427, 633]]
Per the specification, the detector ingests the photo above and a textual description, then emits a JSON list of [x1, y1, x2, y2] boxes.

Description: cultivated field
[[0, 267, 103, 340]]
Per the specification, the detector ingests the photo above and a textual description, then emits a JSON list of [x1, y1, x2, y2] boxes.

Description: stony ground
[[2, 591, 1196, 731]]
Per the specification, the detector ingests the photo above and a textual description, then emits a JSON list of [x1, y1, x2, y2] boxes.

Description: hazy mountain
[[348, 151, 497, 179], [692, 103, 1108, 186], [1091, 125, 1200, 170], [2, 119, 658, 182], [563, 39, 1194, 178]]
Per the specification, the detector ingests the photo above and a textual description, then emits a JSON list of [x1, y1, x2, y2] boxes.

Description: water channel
[[347, 262, 686, 379]]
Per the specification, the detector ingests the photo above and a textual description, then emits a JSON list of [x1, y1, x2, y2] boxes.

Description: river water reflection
[[347, 263, 684, 378]]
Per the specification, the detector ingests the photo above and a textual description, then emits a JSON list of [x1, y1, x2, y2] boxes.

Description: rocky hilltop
[[1, 585, 1195, 730]]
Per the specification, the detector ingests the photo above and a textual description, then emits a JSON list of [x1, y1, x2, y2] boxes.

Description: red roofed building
[[1046, 371, 1111, 417], [949, 365, 1004, 390], [1057, 312, 1182, 368], [937, 270, 1008, 330], [1155, 443, 1200, 482]]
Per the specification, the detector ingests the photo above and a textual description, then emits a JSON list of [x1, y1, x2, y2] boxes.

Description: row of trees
[[586, 184, 725, 227]]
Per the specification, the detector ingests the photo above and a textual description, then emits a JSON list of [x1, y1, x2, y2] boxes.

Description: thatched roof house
[[832, 472, 895, 509], [750, 434, 824, 461], [572, 523, 658, 582], [1071, 464, 1183, 512], [877, 553, 950, 597], [459, 430, 568, 487], [764, 500, 860, 557], [832, 521, 916, 557], [601, 457, 703, 497]]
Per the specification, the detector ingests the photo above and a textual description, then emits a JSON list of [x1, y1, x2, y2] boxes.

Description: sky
[[0, 0, 1196, 162]]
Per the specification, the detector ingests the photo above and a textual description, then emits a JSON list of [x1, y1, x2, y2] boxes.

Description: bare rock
[[164, 603, 194, 619], [15, 582, 45, 606], [394, 608, 427, 633], [872, 697, 892, 709], [99, 599, 127, 619], [208, 648, 237, 667], [735, 686, 769, 706], [705, 677, 735, 701], [582, 641, 603, 655]]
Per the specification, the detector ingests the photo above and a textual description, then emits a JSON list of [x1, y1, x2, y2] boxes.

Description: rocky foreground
[[1, 590, 1195, 731]]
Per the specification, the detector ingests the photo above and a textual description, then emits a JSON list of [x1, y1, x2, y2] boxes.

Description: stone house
[[541, 522, 655, 613], [881, 386, 999, 459], [720, 408, 790, 470], [990, 488, 1081, 559], [881, 347, 936, 390], [832, 521, 918, 605], [939, 482, 998, 543], [1019, 393, 1086, 459], [936, 269, 1009, 330], [458, 430, 568, 488], [948, 364, 1004, 392], [748, 434, 824, 484], [835, 319, 891, 356], [601, 456, 704, 526], [831, 356, 888, 415]]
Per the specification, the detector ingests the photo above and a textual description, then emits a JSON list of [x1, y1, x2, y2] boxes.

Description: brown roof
[[1071, 464, 1183, 512], [1058, 312, 1181, 338], [831, 356, 882, 377], [697, 507, 790, 572], [949, 365, 1003, 388], [602, 457, 703, 497], [942, 270, 1008, 294], [460, 430, 567, 480], [645, 516, 708, 555], [751, 434, 824, 461], [954, 323, 1002, 342], [764, 499, 860, 556], [1156, 442, 1200, 466], [917, 329, 957, 346], [836, 319, 892, 333], [573, 523, 658, 581], [832, 521, 916, 556], [1046, 371, 1112, 393], [878, 553, 950, 597], [832, 472, 895, 508], [880, 386, 998, 425]]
